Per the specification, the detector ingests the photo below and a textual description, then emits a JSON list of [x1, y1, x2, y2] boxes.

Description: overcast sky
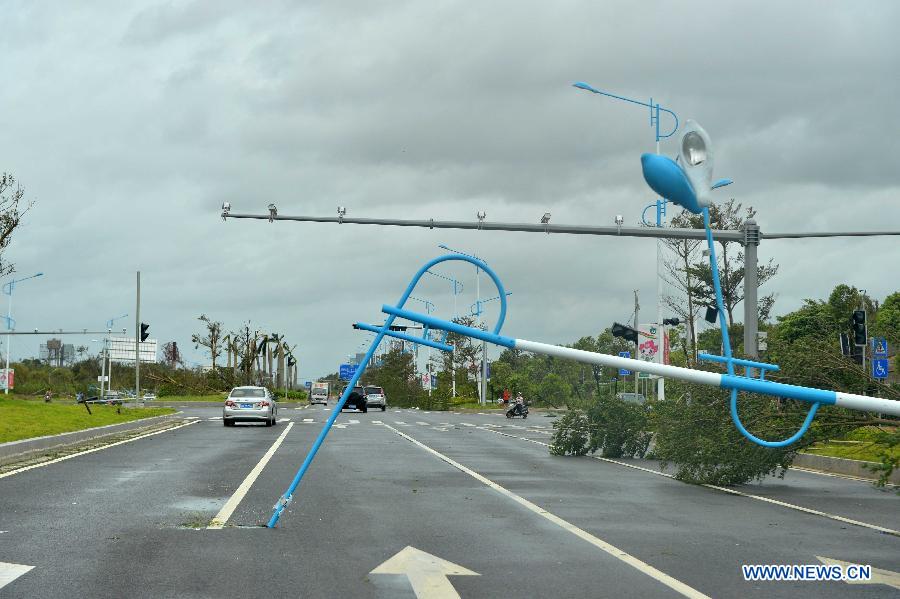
[[1, 1, 898, 382]]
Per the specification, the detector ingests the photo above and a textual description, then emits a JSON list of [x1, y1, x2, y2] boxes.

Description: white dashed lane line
[[382, 423, 710, 599], [208, 422, 294, 529]]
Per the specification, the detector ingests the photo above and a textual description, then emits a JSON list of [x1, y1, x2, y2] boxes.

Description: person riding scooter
[[506, 393, 529, 418]]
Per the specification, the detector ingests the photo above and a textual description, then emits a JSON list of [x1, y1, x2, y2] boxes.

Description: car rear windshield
[[230, 388, 265, 398], [365, 387, 383, 395]]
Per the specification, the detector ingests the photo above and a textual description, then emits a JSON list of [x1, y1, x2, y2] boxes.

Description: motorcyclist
[[514, 393, 525, 415]]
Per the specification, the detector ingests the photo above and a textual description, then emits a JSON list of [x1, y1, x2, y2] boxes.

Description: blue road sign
[[304, 381, 312, 389], [873, 358, 889, 380], [339, 363, 358, 381], [873, 337, 888, 358], [618, 351, 632, 376]]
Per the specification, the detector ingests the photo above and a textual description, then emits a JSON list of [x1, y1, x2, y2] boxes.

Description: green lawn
[[0, 400, 176, 443], [802, 427, 899, 463]]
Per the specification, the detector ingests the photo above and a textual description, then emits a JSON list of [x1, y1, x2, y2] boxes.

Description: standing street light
[[574, 82, 680, 400], [437, 244, 490, 405], [2, 272, 43, 394], [408, 296, 436, 397]]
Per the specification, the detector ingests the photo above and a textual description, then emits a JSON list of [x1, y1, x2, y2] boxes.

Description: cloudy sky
[[1, 0, 898, 381]]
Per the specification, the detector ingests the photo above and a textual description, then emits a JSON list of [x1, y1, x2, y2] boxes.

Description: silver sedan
[[223, 386, 277, 427]]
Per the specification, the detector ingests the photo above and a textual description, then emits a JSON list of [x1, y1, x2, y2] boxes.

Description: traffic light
[[140, 322, 150, 342], [663, 317, 681, 326], [611, 322, 639, 344], [704, 306, 718, 324], [287, 356, 296, 367], [839, 332, 850, 357], [851, 310, 867, 346], [389, 325, 408, 331]]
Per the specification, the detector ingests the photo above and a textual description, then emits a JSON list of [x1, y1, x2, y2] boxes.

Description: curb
[[0, 413, 184, 463], [794, 453, 900, 484]]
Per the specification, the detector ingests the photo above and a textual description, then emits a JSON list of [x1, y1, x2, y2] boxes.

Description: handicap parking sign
[[872, 358, 889, 380], [618, 351, 632, 376]]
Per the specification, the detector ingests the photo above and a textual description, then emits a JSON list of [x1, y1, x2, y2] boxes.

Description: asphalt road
[[0, 404, 897, 598]]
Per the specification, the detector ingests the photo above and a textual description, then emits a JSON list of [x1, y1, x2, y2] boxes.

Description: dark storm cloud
[[0, 0, 897, 377]]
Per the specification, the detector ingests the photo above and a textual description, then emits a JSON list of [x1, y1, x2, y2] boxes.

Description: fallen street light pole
[[222, 208, 900, 358]]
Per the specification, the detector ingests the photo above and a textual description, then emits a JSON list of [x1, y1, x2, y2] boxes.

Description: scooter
[[506, 402, 528, 419]]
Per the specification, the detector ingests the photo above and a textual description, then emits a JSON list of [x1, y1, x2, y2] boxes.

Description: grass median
[[0, 399, 176, 443], [802, 426, 899, 463]]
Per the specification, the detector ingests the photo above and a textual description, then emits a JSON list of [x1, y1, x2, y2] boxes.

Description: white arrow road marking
[[0, 561, 34, 590], [370, 546, 478, 599], [383, 424, 710, 599], [208, 422, 294, 529], [816, 556, 900, 589]]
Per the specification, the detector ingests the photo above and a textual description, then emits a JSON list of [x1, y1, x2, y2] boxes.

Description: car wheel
[[381, 406, 386, 411], [523, 413, 528, 419], [223, 419, 231, 427]]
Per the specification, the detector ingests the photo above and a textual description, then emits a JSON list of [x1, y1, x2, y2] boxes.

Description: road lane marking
[[278, 418, 290, 422], [816, 556, 900, 590], [370, 545, 478, 598], [0, 421, 199, 480], [208, 422, 294, 529], [477, 427, 900, 538], [0, 561, 34, 591], [302, 418, 314, 423], [372, 420, 383, 424], [382, 424, 710, 599], [349, 419, 360, 424], [417, 422, 430, 426]]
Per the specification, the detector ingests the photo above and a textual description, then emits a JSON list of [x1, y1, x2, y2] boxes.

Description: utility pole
[[633, 290, 639, 394], [135, 271, 140, 406], [742, 219, 761, 358]]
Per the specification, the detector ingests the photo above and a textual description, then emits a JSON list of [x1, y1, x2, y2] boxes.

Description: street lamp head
[[541, 213, 551, 224], [640, 120, 732, 215], [35, 272, 44, 277]]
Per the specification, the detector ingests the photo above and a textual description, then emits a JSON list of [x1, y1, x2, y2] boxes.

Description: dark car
[[342, 386, 368, 413]]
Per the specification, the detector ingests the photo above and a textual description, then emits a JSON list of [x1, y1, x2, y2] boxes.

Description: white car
[[223, 386, 278, 427], [364, 386, 387, 411]]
